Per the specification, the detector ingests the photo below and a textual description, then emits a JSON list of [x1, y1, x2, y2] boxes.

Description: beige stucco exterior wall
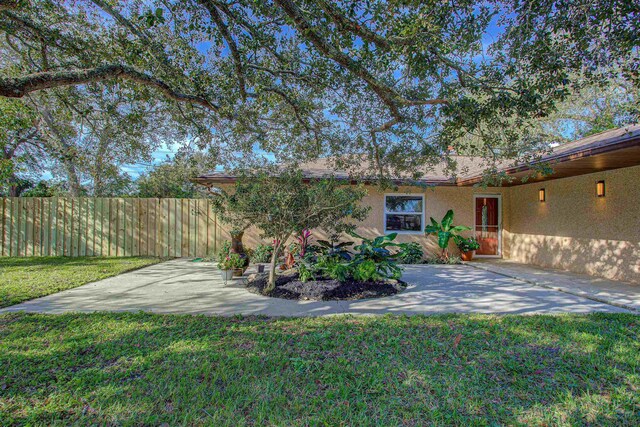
[[504, 165, 640, 284]]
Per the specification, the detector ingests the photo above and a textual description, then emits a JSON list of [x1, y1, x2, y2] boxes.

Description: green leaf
[[437, 231, 452, 249], [424, 225, 439, 235], [450, 225, 471, 233], [441, 210, 454, 231]]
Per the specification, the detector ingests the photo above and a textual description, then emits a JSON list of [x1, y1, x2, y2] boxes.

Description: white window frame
[[383, 193, 425, 235]]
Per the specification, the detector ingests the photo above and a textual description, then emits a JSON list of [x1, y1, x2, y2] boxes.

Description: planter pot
[[220, 270, 234, 281], [233, 267, 246, 277], [257, 264, 265, 273], [460, 250, 476, 262]]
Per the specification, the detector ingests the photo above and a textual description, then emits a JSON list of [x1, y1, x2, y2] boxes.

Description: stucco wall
[[504, 165, 640, 284]]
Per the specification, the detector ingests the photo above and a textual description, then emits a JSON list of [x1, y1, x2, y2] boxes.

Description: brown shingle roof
[[193, 124, 640, 187]]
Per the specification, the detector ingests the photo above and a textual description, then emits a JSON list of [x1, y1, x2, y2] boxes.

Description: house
[[194, 125, 640, 284]]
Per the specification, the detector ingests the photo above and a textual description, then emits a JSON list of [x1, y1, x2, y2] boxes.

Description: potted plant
[[229, 228, 250, 268], [252, 243, 273, 273], [217, 255, 235, 281], [224, 252, 246, 277], [455, 236, 480, 261]]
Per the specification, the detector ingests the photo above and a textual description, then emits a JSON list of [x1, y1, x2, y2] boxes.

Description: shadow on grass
[[0, 256, 161, 268], [0, 312, 638, 425]]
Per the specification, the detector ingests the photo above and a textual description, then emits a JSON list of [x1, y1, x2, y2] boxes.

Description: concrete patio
[[470, 259, 639, 312], [1, 258, 634, 316]]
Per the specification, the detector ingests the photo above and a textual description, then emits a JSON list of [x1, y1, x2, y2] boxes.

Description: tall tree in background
[[136, 151, 215, 198], [0, 97, 45, 196], [0, 0, 637, 183], [536, 77, 638, 142]]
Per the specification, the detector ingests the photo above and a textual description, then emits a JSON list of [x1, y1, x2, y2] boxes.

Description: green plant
[[297, 261, 317, 282], [315, 239, 354, 261], [353, 259, 378, 281], [396, 242, 424, 264], [251, 243, 273, 264], [455, 237, 480, 252], [349, 231, 403, 262], [217, 240, 232, 260], [349, 231, 403, 280], [424, 210, 471, 260], [217, 252, 244, 270]]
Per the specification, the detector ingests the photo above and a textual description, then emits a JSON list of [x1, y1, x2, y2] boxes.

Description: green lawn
[[0, 313, 638, 426], [0, 257, 163, 308]]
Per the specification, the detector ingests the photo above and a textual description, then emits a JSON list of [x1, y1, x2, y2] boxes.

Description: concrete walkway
[[1, 259, 630, 316], [470, 260, 639, 313]]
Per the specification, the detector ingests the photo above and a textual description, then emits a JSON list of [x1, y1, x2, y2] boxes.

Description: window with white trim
[[384, 194, 424, 233]]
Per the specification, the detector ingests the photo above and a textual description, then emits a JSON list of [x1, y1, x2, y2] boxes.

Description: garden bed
[[246, 271, 406, 301]]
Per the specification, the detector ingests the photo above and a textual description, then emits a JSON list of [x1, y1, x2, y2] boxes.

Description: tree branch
[[274, 0, 449, 117], [273, 0, 403, 119], [315, 0, 392, 49], [0, 65, 219, 110], [199, 0, 247, 100]]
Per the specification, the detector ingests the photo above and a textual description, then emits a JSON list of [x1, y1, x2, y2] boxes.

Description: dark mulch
[[245, 271, 406, 301]]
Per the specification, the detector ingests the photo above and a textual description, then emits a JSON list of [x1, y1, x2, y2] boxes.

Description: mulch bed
[[245, 271, 406, 301]]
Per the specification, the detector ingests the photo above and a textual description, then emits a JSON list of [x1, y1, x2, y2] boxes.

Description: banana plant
[[424, 210, 471, 260]]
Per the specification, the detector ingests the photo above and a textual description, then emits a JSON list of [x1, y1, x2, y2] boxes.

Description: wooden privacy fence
[[0, 198, 225, 258]]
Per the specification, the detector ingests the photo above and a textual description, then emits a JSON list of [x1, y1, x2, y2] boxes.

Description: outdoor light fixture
[[539, 188, 546, 202], [596, 180, 605, 197]]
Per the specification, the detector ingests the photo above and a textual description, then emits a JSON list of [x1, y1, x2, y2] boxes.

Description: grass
[[0, 312, 638, 426], [0, 257, 163, 308]]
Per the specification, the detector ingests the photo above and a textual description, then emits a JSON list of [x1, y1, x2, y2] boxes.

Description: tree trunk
[[61, 158, 83, 196], [39, 108, 84, 196], [8, 173, 21, 197], [267, 239, 282, 292]]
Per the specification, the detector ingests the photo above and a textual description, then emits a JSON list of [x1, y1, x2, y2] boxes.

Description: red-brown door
[[474, 196, 500, 256]]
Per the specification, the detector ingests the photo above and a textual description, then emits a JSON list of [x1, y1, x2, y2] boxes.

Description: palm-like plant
[[424, 210, 471, 260]]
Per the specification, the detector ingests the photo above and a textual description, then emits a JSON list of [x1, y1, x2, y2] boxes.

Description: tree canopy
[[0, 0, 638, 182]]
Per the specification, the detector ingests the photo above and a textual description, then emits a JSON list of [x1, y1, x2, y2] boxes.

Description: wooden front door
[[474, 196, 501, 257]]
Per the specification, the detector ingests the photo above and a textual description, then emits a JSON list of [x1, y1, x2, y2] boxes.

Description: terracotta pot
[[460, 250, 475, 262], [233, 267, 245, 277]]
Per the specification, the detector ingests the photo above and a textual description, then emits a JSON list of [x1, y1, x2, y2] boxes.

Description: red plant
[[296, 229, 312, 258]]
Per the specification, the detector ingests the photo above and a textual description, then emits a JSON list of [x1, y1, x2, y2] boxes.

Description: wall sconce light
[[596, 180, 605, 197], [539, 188, 546, 202]]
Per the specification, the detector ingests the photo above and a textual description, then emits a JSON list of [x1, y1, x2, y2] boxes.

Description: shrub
[[349, 232, 403, 280], [315, 256, 353, 282], [251, 243, 273, 264], [397, 242, 424, 264]]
